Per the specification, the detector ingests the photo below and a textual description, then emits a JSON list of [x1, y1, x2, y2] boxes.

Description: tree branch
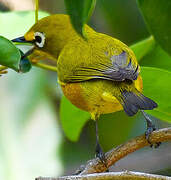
[[80, 127, 171, 175], [35, 128, 171, 180], [36, 171, 171, 180]]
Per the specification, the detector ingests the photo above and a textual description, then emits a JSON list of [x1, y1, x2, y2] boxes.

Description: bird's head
[[12, 14, 78, 61]]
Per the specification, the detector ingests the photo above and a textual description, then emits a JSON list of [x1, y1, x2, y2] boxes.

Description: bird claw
[[73, 164, 85, 175], [95, 143, 109, 172], [145, 124, 161, 148], [95, 143, 106, 164]]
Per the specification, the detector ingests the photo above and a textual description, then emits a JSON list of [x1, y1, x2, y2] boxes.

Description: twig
[[35, 0, 39, 23], [32, 62, 57, 72], [36, 171, 171, 180], [80, 127, 171, 174]]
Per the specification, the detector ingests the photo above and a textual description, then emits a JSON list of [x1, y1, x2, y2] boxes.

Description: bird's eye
[[34, 32, 45, 48]]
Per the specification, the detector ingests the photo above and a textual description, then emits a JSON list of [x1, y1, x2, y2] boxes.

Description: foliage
[[0, 36, 21, 71], [64, 0, 96, 38], [130, 36, 155, 61], [60, 96, 90, 141], [141, 67, 171, 121], [137, 0, 171, 56]]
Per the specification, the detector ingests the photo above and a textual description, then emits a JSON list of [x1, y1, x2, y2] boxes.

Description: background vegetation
[[0, 0, 170, 180]]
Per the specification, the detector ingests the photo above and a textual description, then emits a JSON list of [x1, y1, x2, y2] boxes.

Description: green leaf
[[98, 111, 137, 151], [141, 67, 171, 122], [130, 36, 155, 61], [60, 96, 90, 141], [137, 0, 171, 56], [98, 0, 149, 45], [130, 36, 171, 72], [64, 0, 96, 38], [0, 36, 21, 71], [140, 44, 171, 72]]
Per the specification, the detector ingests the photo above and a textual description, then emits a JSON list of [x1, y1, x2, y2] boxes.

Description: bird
[[12, 14, 160, 163]]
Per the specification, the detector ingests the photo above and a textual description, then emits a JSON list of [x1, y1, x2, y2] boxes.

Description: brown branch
[[35, 128, 171, 180], [36, 171, 171, 180], [80, 127, 171, 175]]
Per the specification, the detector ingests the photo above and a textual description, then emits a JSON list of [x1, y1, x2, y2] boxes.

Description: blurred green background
[[0, 0, 170, 180]]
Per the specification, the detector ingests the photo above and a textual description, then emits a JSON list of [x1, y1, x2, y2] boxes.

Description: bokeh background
[[0, 0, 170, 180]]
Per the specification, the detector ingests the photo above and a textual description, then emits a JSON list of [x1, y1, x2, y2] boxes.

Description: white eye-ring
[[34, 32, 45, 48]]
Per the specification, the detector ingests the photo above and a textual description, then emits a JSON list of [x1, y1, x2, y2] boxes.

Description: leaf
[[130, 36, 171, 72], [60, 96, 90, 141], [140, 44, 171, 72], [137, 0, 171, 56], [98, 0, 149, 44], [64, 0, 96, 38], [0, 36, 21, 71], [130, 36, 155, 61], [98, 111, 137, 151], [141, 67, 171, 122]]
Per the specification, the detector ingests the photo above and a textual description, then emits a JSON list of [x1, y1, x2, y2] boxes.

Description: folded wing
[[64, 51, 139, 83]]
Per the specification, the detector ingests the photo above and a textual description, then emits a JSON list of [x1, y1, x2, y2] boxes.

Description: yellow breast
[[60, 76, 143, 115]]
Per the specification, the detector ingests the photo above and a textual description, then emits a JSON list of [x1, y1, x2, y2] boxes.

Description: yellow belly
[[61, 76, 143, 115]]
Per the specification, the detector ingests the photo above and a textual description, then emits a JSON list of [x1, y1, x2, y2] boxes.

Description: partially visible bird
[[12, 14, 160, 163]]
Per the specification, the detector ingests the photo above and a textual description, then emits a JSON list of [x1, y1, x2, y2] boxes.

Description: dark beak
[[12, 36, 28, 43], [12, 36, 35, 59]]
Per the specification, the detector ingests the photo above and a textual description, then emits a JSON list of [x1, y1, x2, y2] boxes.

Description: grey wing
[[65, 51, 139, 83], [102, 51, 139, 81]]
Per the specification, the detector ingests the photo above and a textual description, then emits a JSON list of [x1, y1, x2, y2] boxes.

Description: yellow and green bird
[[12, 14, 160, 162]]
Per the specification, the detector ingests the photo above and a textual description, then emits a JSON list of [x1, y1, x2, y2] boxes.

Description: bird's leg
[[91, 112, 108, 170], [141, 110, 161, 148], [95, 119, 106, 165]]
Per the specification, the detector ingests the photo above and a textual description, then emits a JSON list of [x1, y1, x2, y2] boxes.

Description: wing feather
[[64, 51, 139, 83]]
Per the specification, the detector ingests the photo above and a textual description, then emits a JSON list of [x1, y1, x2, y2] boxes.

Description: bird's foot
[[73, 164, 85, 175], [95, 143, 109, 171], [95, 142, 105, 163], [145, 124, 161, 148]]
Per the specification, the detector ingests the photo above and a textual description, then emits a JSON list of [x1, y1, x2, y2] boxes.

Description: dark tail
[[120, 90, 157, 116]]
